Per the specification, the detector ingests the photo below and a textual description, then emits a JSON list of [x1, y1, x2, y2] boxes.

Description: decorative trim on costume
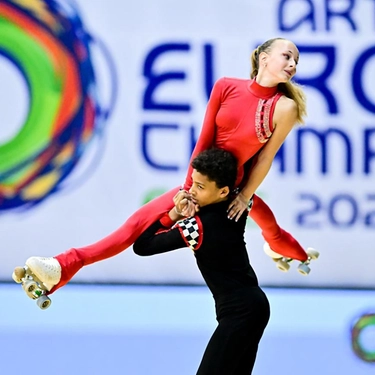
[[173, 216, 203, 251], [255, 96, 276, 143]]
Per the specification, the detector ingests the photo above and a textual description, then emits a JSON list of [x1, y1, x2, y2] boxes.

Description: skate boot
[[12, 257, 61, 310], [264, 243, 319, 275], [24, 257, 62, 291]]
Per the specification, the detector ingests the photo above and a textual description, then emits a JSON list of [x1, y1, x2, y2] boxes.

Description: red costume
[[51, 77, 307, 293]]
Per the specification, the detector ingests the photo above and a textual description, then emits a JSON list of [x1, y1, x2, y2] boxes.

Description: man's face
[[188, 169, 228, 208]]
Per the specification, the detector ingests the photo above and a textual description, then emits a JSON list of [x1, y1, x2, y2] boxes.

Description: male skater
[[133, 148, 270, 375]]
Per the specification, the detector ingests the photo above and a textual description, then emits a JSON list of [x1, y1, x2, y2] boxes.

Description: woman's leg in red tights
[[249, 194, 308, 261], [50, 186, 181, 293]]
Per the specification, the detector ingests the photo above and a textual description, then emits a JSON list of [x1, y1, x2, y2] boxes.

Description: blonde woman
[[19, 38, 309, 293]]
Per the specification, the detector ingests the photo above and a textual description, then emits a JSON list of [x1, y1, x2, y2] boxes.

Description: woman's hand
[[227, 192, 251, 222]]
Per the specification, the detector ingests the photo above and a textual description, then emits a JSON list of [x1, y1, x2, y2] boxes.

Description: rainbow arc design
[[0, 0, 108, 211]]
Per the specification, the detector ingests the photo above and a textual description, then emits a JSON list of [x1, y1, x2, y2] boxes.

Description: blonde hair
[[251, 38, 307, 124]]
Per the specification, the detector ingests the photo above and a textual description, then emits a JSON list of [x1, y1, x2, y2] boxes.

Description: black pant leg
[[196, 287, 270, 375]]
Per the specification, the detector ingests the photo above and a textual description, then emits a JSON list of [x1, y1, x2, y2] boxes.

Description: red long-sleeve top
[[184, 77, 283, 189]]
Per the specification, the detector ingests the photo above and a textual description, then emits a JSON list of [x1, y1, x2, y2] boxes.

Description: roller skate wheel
[[307, 248, 319, 260], [23, 280, 37, 293], [23, 280, 38, 299], [298, 263, 311, 275], [37, 295, 51, 310], [263, 242, 282, 260], [276, 259, 290, 272], [12, 267, 26, 283]]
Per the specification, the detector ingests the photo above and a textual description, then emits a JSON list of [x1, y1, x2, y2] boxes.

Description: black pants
[[196, 286, 270, 375]]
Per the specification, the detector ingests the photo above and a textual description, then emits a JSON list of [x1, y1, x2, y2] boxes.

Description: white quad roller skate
[[263, 243, 319, 275], [12, 257, 62, 310]]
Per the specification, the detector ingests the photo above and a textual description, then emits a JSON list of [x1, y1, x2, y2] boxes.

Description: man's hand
[[173, 190, 199, 217]]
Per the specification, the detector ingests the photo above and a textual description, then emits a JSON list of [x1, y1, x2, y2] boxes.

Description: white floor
[[1, 284, 374, 375]]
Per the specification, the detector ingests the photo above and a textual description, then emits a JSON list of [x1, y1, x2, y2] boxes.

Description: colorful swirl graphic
[[0, 0, 115, 211], [351, 311, 375, 363]]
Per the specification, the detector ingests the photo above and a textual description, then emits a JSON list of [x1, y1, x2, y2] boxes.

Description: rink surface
[[0, 283, 374, 375]]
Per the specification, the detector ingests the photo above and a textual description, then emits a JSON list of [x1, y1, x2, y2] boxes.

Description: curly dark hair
[[191, 148, 238, 190]]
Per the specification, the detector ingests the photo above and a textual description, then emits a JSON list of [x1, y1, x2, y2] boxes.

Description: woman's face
[[262, 39, 299, 83]]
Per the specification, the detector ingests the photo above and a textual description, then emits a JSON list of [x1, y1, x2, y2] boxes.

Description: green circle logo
[[351, 312, 375, 362]]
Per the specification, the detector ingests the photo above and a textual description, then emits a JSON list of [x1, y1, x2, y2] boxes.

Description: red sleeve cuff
[[160, 212, 175, 228]]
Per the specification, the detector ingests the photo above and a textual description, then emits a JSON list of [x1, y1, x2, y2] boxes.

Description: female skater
[[20, 37, 309, 292]]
